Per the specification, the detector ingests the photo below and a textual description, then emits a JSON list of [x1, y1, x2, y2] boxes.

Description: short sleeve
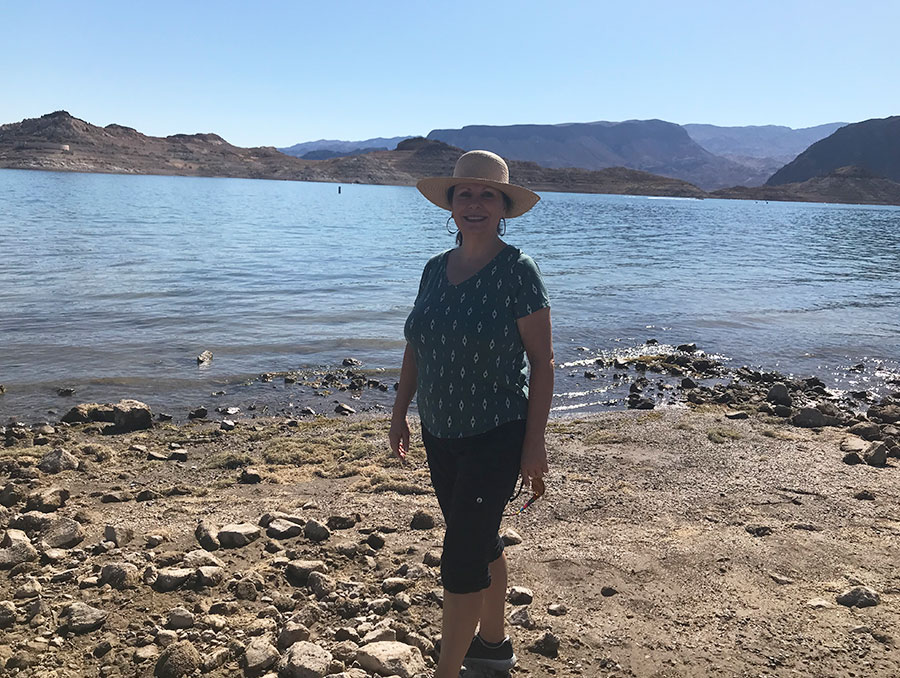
[[512, 254, 550, 319], [413, 255, 440, 306]]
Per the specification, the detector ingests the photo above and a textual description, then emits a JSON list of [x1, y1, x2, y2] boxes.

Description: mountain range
[[2, 111, 900, 206]]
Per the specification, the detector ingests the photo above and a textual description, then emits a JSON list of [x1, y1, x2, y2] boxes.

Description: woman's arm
[[517, 306, 554, 487], [389, 343, 418, 460]]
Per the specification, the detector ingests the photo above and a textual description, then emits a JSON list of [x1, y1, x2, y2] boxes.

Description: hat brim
[[416, 176, 540, 218]]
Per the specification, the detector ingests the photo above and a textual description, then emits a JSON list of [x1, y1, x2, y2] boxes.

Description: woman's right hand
[[389, 415, 410, 462]]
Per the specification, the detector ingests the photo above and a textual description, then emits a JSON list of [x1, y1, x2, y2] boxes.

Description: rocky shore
[[2, 350, 900, 677]]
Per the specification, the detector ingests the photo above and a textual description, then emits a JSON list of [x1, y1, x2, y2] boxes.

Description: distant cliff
[[714, 165, 900, 205], [427, 120, 769, 190], [0, 112, 704, 198], [683, 123, 846, 162], [767, 116, 900, 186]]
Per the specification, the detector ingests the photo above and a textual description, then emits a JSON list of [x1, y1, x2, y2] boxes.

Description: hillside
[[684, 122, 846, 163], [279, 136, 412, 158], [713, 165, 900, 205], [427, 120, 769, 190], [767, 116, 900, 186], [0, 112, 705, 198]]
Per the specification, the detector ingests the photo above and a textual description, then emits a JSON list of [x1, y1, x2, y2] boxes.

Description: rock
[[304, 519, 331, 542], [168, 450, 188, 462], [500, 528, 523, 546], [25, 486, 69, 512], [38, 448, 79, 474], [286, 559, 328, 586], [239, 467, 262, 484], [724, 410, 748, 420], [334, 403, 355, 416], [135, 645, 161, 663], [220, 419, 236, 431], [848, 421, 882, 441], [137, 488, 162, 501], [154, 568, 194, 592], [167, 607, 194, 629], [61, 402, 115, 424], [278, 640, 333, 678], [745, 524, 774, 537], [104, 524, 134, 547], [792, 407, 828, 428], [188, 407, 208, 420], [528, 631, 561, 658], [868, 403, 900, 424], [242, 637, 280, 673], [0, 539, 39, 569], [13, 576, 41, 598], [154, 640, 201, 678], [509, 605, 534, 628], [843, 451, 864, 465], [278, 621, 311, 651], [100, 491, 132, 503], [854, 490, 876, 500], [0, 483, 26, 508], [363, 628, 396, 644], [308, 571, 335, 599], [235, 578, 258, 600], [837, 586, 880, 608], [267, 518, 304, 539], [355, 641, 425, 678], [766, 383, 792, 407], [423, 550, 441, 567], [0, 600, 17, 627], [392, 592, 412, 611], [508, 586, 534, 605], [195, 520, 220, 551], [326, 515, 358, 530], [202, 647, 231, 672], [182, 549, 224, 568], [197, 350, 213, 364], [40, 517, 85, 548], [113, 399, 153, 432], [156, 630, 178, 647], [863, 441, 888, 467], [381, 577, 410, 594], [100, 562, 140, 589], [409, 510, 435, 530], [368, 598, 392, 615], [197, 565, 225, 587], [218, 522, 261, 548], [67, 601, 107, 633], [548, 603, 568, 616], [840, 437, 868, 453], [366, 532, 385, 549]]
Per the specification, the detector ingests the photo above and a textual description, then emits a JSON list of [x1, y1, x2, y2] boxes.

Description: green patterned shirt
[[404, 245, 550, 438]]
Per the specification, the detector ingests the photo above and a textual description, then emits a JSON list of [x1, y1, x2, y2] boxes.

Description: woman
[[389, 150, 554, 677]]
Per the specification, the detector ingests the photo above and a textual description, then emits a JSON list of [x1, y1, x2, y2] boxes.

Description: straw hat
[[416, 150, 540, 218]]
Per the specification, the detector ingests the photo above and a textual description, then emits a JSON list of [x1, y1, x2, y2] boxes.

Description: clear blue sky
[[3, 0, 898, 148]]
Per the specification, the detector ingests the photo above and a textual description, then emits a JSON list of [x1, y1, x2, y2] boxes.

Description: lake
[[2, 169, 899, 421]]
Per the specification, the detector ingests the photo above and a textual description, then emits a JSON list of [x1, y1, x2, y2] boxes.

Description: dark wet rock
[[410, 510, 435, 530], [528, 631, 561, 658], [154, 640, 201, 678], [627, 395, 655, 410], [868, 403, 900, 424], [112, 399, 153, 432], [66, 601, 108, 633], [837, 586, 880, 608], [61, 402, 116, 424], [681, 377, 698, 389], [26, 486, 69, 512], [218, 522, 261, 548], [38, 448, 79, 474], [188, 406, 208, 420], [843, 451, 864, 465], [766, 383, 792, 408], [41, 517, 85, 548], [195, 520, 220, 550]]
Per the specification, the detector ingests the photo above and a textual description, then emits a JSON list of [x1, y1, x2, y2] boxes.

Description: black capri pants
[[422, 419, 526, 594]]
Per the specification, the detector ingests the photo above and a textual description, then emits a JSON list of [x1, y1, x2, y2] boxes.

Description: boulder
[[218, 523, 261, 548], [103, 524, 134, 547], [409, 510, 435, 530], [278, 622, 312, 651], [355, 641, 426, 678], [100, 562, 140, 589], [38, 448, 79, 474], [278, 640, 333, 678], [848, 421, 882, 441], [267, 518, 303, 539], [182, 549, 225, 568], [66, 602, 107, 633], [303, 519, 330, 542], [508, 586, 534, 605], [113, 399, 153, 432], [154, 640, 201, 678], [61, 402, 115, 424], [286, 559, 328, 586], [837, 586, 880, 608], [868, 403, 900, 424], [166, 607, 194, 629], [241, 637, 279, 673], [195, 520, 220, 551], [0, 483, 26, 508], [528, 631, 561, 658], [154, 568, 194, 592], [307, 571, 335, 599], [0, 600, 16, 628], [766, 383, 792, 407], [863, 441, 889, 467], [41, 517, 85, 548], [25, 486, 69, 512]]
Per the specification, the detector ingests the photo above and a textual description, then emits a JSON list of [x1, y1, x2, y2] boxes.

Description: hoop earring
[[446, 216, 459, 235], [498, 218, 507, 236]]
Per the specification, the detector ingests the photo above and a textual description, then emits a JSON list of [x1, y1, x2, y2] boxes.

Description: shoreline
[[1, 397, 899, 676]]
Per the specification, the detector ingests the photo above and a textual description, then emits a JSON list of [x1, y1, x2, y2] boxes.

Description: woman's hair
[[447, 185, 512, 246]]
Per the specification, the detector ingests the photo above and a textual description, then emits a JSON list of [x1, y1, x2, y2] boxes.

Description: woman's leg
[[436, 590, 483, 678], [477, 551, 509, 644]]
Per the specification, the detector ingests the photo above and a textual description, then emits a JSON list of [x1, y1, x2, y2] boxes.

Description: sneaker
[[463, 634, 517, 671], [435, 635, 517, 672]]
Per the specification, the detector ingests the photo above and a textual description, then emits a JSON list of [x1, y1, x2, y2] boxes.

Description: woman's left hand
[[520, 434, 549, 490]]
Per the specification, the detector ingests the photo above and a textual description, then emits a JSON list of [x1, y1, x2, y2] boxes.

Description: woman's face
[[451, 183, 507, 238]]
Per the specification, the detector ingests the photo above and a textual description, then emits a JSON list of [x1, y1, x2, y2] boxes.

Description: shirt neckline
[[442, 244, 514, 288]]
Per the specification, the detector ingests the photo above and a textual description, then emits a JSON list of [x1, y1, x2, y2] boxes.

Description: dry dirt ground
[[2, 406, 899, 678]]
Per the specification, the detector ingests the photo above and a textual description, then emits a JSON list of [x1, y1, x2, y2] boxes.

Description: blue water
[[2, 168, 899, 421]]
